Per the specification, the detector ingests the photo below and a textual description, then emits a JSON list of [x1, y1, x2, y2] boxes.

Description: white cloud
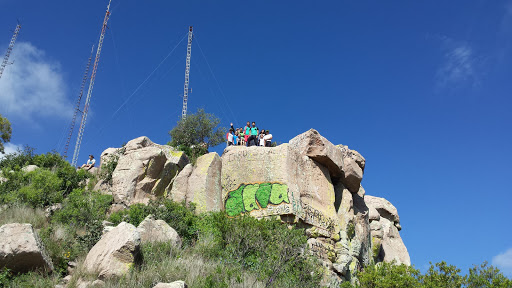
[[0, 42, 72, 120], [436, 37, 479, 87], [0, 142, 22, 159], [492, 248, 512, 277]]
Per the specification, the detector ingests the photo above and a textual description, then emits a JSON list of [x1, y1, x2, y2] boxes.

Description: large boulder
[[137, 215, 182, 247], [289, 129, 344, 178], [97, 137, 189, 206], [83, 222, 141, 279], [221, 144, 339, 238], [169, 153, 223, 213], [365, 195, 400, 227], [338, 145, 365, 193], [365, 195, 410, 265], [0, 223, 53, 273]]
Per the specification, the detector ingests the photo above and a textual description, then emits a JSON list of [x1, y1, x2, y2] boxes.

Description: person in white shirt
[[80, 155, 96, 170], [258, 130, 266, 146], [263, 130, 273, 147]]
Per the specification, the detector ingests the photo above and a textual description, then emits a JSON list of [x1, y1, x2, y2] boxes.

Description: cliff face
[[98, 129, 410, 285]]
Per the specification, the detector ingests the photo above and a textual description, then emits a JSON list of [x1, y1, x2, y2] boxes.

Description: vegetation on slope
[[0, 149, 510, 288]]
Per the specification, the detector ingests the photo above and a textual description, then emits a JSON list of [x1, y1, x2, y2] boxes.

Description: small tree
[[0, 114, 12, 154], [168, 109, 226, 162]]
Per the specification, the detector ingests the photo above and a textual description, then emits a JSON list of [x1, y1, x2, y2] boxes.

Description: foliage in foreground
[[345, 260, 512, 288]]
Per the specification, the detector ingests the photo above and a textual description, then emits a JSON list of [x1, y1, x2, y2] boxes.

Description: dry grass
[[65, 242, 265, 288], [0, 204, 47, 229]]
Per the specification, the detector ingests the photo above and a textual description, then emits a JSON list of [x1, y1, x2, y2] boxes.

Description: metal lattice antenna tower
[[0, 23, 21, 80], [63, 45, 94, 159], [181, 26, 193, 119], [71, 0, 112, 167]]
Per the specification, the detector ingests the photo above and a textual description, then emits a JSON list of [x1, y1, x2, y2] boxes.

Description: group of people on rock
[[226, 121, 273, 147]]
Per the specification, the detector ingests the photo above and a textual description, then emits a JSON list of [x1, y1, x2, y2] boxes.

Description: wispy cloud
[[492, 248, 512, 277], [0, 142, 22, 158], [435, 36, 480, 88], [0, 42, 72, 121]]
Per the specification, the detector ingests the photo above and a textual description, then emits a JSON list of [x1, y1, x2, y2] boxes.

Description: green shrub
[[0, 146, 35, 170], [14, 169, 63, 208], [355, 261, 421, 288], [421, 261, 464, 288], [0, 151, 90, 207], [196, 213, 321, 287], [0, 268, 11, 288], [109, 199, 199, 245], [53, 188, 112, 227], [465, 261, 512, 287], [99, 148, 124, 185]]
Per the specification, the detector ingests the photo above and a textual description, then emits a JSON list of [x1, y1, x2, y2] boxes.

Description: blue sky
[[1, 0, 511, 276]]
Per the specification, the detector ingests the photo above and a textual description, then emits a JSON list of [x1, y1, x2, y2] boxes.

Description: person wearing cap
[[80, 154, 96, 170]]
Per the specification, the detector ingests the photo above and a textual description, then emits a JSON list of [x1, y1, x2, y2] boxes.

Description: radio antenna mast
[[181, 26, 193, 119], [71, 0, 112, 167], [0, 23, 21, 80]]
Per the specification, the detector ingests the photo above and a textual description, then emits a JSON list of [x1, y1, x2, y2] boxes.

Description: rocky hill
[[0, 128, 409, 287], [93, 129, 410, 285]]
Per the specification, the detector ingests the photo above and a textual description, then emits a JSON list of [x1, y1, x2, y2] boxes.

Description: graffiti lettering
[[225, 183, 290, 216]]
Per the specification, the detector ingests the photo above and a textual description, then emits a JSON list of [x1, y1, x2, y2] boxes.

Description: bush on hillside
[[0, 151, 90, 207], [347, 260, 512, 288], [99, 147, 125, 185], [109, 199, 199, 245], [197, 213, 322, 287], [53, 188, 112, 227]]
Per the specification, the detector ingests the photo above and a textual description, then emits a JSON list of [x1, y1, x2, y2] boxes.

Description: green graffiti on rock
[[243, 184, 259, 212], [225, 183, 289, 216], [225, 185, 245, 217], [255, 183, 271, 208]]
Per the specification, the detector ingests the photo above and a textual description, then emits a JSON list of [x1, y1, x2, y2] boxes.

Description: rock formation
[[0, 223, 54, 273], [83, 222, 141, 279], [95, 130, 409, 284], [95, 136, 189, 208], [137, 215, 182, 247]]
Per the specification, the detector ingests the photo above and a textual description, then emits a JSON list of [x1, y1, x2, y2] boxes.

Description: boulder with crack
[[83, 222, 141, 279], [0, 223, 54, 273]]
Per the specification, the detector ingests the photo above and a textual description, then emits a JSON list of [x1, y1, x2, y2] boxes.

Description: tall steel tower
[[0, 23, 21, 80], [63, 45, 94, 159], [72, 0, 112, 167], [181, 26, 193, 119]]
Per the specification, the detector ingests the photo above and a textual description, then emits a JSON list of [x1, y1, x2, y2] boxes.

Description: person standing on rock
[[248, 122, 259, 146], [226, 128, 235, 146], [259, 130, 266, 146], [244, 121, 251, 146], [80, 155, 96, 170], [264, 130, 273, 147]]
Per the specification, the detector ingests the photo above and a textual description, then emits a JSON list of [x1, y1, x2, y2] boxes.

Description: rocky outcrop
[[365, 195, 410, 265], [169, 152, 222, 213], [83, 222, 141, 279], [289, 129, 344, 178], [92, 130, 408, 285], [0, 223, 53, 273], [137, 215, 182, 247], [96, 136, 189, 206]]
